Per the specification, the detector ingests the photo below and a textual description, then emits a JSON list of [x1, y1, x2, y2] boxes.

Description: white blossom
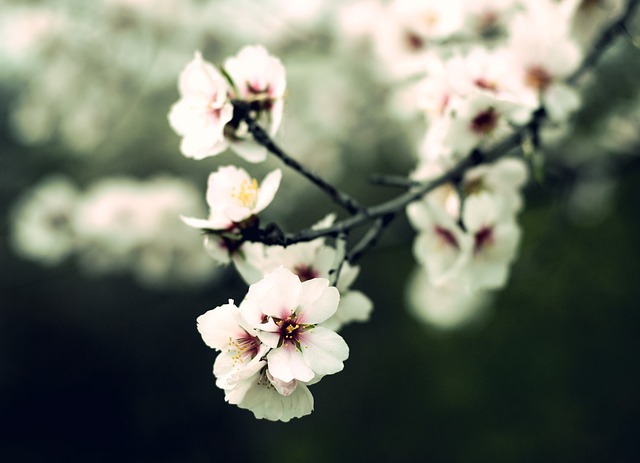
[[181, 165, 282, 231], [223, 45, 286, 163], [234, 215, 373, 332], [240, 267, 349, 383], [168, 51, 234, 160], [196, 267, 348, 421], [10, 175, 79, 266]]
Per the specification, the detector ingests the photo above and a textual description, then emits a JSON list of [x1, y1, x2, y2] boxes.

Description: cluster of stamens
[[274, 315, 312, 351], [232, 178, 259, 209], [227, 334, 259, 367]]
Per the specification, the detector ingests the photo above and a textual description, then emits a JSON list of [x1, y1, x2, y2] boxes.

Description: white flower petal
[[300, 326, 349, 377], [267, 343, 315, 382], [297, 278, 339, 324]]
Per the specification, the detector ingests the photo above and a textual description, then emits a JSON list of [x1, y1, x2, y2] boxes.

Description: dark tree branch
[[233, 100, 364, 215], [230, 0, 638, 261]]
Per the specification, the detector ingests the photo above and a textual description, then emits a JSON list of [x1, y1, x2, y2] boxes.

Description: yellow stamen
[[233, 178, 259, 208]]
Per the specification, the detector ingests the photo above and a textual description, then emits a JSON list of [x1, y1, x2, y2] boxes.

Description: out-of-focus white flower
[[240, 267, 349, 383], [391, 0, 464, 41], [372, 0, 464, 79], [181, 165, 282, 231], [458, 192, 522, 290], [71, 176, 218, 288], [336, 0, 384, 42], [421, 90, 525, 163], [505, 2, 583, 121], [461, 0, 516, 39], [10, 175, 79, 266], [222, 45, 287, 163], [0, 6, 64, 67], [168, 51, 234, 160], [408, 158, 527, 291], [406, 267, 493, 329]]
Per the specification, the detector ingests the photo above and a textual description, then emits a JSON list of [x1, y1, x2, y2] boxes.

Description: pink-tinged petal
[[266, 370, 298, 397], [205, 165, 247, 207], [300, 326, 349, 376], [196, 302, 243, 350], [248, 267, 301, 319], [180, 128, 229, 160], [178, 51, 227, 98], [267, 344, 314, 383], [297, 279, 339, 324], [254, 169, 282, 214], [257, 330, 280, 348]]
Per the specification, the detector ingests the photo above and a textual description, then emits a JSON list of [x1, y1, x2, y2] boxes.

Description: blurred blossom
[[73, 176, 219, 288], [406, 268, 493, 330], [10, 175, 79, 266], [10, 174, 219, 289]]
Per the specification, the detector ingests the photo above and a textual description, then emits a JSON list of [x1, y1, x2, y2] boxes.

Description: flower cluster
[[10, 175, 219, 289], [168, 45, 286, 163], [406, 158, 528, 327], [197, 266, 349, 421], [161, 1, 639, 419], [362, 0, 602, 327]]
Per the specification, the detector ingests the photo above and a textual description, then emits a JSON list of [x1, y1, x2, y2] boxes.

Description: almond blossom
[[181, 165, 282, 231], [504, 1, 583, 121], [222, 45, 286, 163], [168, 46, 286, 163], [240, 267, 349, 383], [196, 299, 314, 422], [167, 51, 234, 160], [196, 267, 348, 421], [407, 158, 528, 292], [234, 215, 373, 332]]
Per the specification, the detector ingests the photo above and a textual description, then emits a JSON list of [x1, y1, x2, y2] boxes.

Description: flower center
[[463, 177, 486, 197], [474, 226, 494, 254], [232, 178, 259, 209], [474, 78, 498, 92], [404, 30, 425, 51], [435, 225, 459, 250], [275, 315, 312, 350], [422, 10, 439, 29], [245, 81, 274, 111], [470, 107, 498, 134], [294, 265, 320, 282], [525, 65, 552, 91]]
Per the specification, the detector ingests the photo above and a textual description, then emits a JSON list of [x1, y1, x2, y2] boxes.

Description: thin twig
[[347, 214, 395, 264], [234, 101, 364, 215], [329, 232, 348, 286], [236, 1, 637, 254]]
